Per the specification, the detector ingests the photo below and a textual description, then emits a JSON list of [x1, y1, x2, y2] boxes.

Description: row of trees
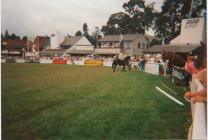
[[101, 0, 206, 41], [1, 30, 28, 40]]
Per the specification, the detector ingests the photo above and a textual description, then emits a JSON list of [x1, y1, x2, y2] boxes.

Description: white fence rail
[[189, 77, 206, 140]]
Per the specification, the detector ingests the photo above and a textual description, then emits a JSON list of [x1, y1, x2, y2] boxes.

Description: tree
[[101, 12, 131, 35], [191, 0, 206, 17], [1, 33, 4, 39], [10, 33, 20, 40], [22, 36, 28, 41], [82, 23, 95, 45], [92, 27, 102, 47], [150, 39, 162, 47], [122, 0, 156, 34], [11, 33, 17, 39], [153, 0, 206, 39], [83, 23, 89, 36], [5, 30, 9, 39], [75, 31, 82, 36], [101, 0, 156, 35]]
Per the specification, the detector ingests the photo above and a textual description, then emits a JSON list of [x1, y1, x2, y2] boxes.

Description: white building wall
[[72, 36, 94, 50], [50, 31, 64, 49], [170, 17, 205, 45]]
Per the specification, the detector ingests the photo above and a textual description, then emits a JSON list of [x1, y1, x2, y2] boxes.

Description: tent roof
[[98, 34, 154, 42], [40, 49, 66, 55], [60, 36, 82, 46], [68, 49, 94, 54], [144, 44, 201, 53]]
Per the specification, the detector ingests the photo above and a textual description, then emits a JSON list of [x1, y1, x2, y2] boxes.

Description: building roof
[[98, 34, 155, 42], [2, 39, 26, 49], [67, 49, 94, 54], [144, 44, 201, 53], [93, 48, 121, 55], [40, 49, 67, 55], [144, 34, 156, 42], [60, 36, 82, 46]]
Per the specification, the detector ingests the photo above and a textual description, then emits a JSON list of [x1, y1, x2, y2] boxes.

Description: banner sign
[[67, 60, 73, 65], [172, 67, 184, 80], [185, 18, 200, 29], [172, 66, 187, 86], [16, 59, 25, 63], [85, 60, 103, 66], [73, 60, 85, 65], [40, 59, 53, 64], [131, 62, 139, 66], [94, 48, 121, 54], [52, 59, 67, 64], [1, 59, 6, 63], [103, 61, 113, 67], [144, 62, 159, 75]]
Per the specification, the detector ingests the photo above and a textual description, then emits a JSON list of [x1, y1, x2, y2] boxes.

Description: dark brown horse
[[112, 56, 131, 72], [161, 51, 186, 67]]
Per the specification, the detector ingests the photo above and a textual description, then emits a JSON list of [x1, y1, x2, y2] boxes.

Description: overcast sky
[[2, 0, 164, 37]]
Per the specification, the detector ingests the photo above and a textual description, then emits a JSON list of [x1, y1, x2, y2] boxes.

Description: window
[[138, 43, 140, 48], [126, 42, 130, 45], [142, 43, 145, 49]]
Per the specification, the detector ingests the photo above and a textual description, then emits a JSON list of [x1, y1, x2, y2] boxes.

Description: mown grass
[[2, 63, 190, 139]]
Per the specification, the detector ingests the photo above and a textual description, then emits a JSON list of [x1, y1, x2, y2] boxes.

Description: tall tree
[[83, 23, 89, 36], [101, 12, 131, 35], [82, 23, 95, 45], [22, 36, 28, 41], [92, 27, 102, 47], [75, 31, 82, 36], [101, 0, 155, 35], [11, 33, 17, 39], [191, 0, 206, 17], [154, 0, 206, 39], [5, 30, 9, 39], [122, 0, 155, 34]]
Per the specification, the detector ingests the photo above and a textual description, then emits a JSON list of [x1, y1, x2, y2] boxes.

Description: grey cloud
[[2, 0, 163, 37]]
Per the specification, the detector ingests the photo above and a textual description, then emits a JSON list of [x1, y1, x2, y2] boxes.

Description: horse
[[161, 51, 186, 67], [112, 56, 131, 72]]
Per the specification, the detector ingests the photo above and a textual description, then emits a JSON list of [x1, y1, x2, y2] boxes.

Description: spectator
[[184, 58, 207, 102], [184, 55, 199, 75], [140, 57, 146, 72], [184, 68, 207, 100], [184, 55, 199, 89]]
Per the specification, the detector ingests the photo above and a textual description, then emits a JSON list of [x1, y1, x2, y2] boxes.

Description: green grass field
[[2, 63, 191, 139]]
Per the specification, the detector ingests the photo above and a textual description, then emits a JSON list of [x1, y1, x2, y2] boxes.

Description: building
[[96, 34, 154, 56], [32, 36, 50, 52], [39, 48, 66, 57], [1, 38, 27, 58], [60, 36, 94, 56], [144, 17, 206, 55]]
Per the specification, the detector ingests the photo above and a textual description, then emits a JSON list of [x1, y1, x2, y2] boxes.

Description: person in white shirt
[[118, 49, 127, 61]]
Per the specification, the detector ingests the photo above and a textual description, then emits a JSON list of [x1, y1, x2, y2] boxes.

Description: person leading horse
[[112, 49, 131, 72]]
